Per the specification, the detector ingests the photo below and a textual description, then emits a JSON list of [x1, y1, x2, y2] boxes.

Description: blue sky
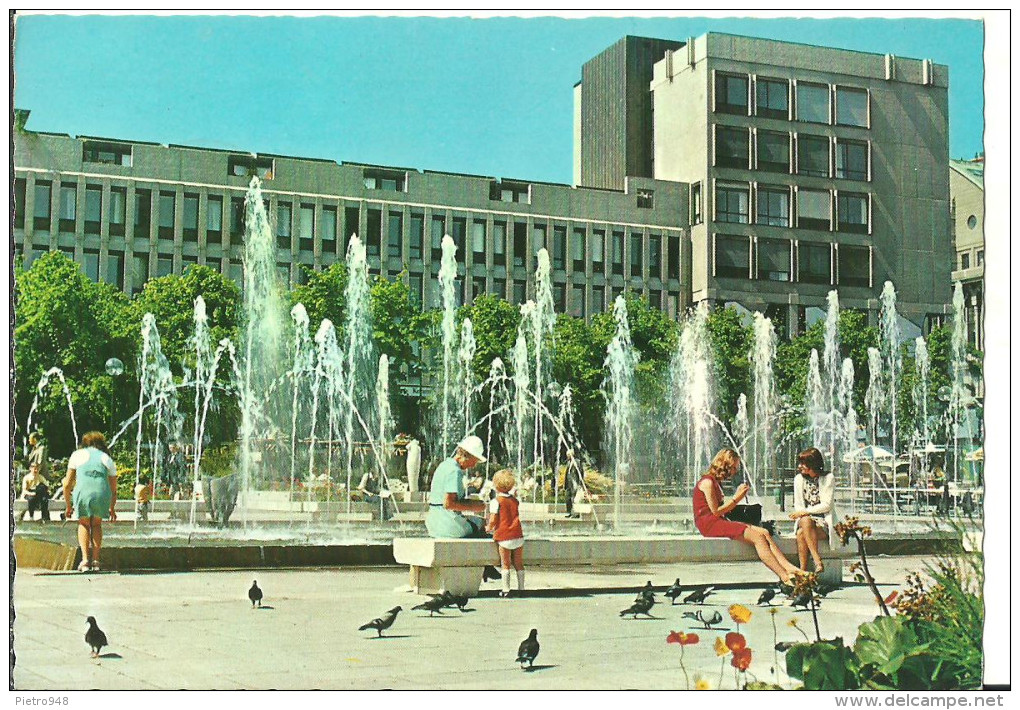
[[13, 13, 985, 184]]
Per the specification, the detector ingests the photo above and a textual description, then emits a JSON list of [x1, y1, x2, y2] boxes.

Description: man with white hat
[[425, 435, 491, 539]]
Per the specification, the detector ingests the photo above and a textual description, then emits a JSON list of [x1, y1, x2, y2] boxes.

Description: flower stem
[[680, 646, 690, 690], [853, 531, 889, 616], [719, 657, 726, 688]]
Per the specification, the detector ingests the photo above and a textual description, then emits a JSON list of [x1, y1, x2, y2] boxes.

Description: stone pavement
[[12, 555, 929, 690]]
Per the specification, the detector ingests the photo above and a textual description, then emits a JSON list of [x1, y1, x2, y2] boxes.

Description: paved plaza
[[12, 555, 930, 690]]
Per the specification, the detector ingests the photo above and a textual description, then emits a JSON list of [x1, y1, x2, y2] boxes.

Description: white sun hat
[[457, 435, 487, 463]]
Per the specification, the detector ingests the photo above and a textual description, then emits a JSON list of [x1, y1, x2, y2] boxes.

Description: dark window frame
[[755, 77, 789, 119], [715, 72, 749, 115]]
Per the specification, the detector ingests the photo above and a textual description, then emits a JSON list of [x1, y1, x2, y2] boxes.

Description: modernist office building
[[576, 34, 954, 336], [949, 157, 984, 351], [13, 32, 955, 336]]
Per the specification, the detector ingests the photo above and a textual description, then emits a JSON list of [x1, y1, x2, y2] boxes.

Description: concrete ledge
[[13, 536, 78, 571]]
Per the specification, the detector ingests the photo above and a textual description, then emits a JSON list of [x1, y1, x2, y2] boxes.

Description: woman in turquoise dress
[[63, 431, 118, 571]]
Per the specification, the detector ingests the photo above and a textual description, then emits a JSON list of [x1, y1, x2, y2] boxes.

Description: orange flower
[[729, 603, 752, 625], [667, 630, 700, 646], [724, 631, 747, 652], [731, 647, 753, 671], [714, 636, 728, 657], [883, 590, 899, 606]]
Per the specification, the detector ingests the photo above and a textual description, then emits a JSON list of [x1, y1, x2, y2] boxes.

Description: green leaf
[[785, 639, 859, 689], [854, 616, 926, 678]]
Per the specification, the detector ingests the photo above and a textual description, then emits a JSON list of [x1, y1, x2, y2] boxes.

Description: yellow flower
[[714, 636, 728, 657], [729, 603, 752, 625], [787, 619, 799, 628], [768, 607, 779, 615], [694, 676, 712, 690]]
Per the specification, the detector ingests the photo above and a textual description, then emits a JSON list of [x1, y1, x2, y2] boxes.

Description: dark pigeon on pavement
[[358, 606, 402, 637], [248, 580, 263, 608], [791, 592, 817, 610], [412, 595, 447, 616], [635, 580, 656, 604], [757, 586, 778, 606], [516, 629, 540, 669], [482, 565, 502, 582], [620, 595, 656, 618], [665, 578, 684, 605], [85, 616, 108, 658], [683, 585, 715, 605]]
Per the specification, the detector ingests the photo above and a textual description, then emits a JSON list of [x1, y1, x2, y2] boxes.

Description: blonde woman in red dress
[[693, 448, 804, 584]]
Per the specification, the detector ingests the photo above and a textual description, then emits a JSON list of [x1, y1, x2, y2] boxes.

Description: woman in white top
[[64, 431, 118, 572], [790, 447, 836, 574]]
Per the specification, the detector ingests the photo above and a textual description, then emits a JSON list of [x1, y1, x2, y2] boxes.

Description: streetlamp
[[105, 357, 124, 433]]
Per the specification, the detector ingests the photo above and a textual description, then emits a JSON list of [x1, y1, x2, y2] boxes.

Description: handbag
[[726, 503, 762, 525]]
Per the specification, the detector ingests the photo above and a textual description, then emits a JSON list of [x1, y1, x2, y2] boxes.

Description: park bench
[[393, 534, 852, 596]]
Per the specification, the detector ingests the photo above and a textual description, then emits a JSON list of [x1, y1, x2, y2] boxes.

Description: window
[[649, 291, 661, 310], [366, 209, 382, 257], [451, 218, 466, 257], [514, 224, 528, 268], [648, 234, 661, 274], [612, 231, 624, 275], [86, 186, 103, 235], [106, 250, 125, 289], [531, 225, 546, 260], [796, 82, 830, 123], [489, 180, 530, 204], [230, 196, 245, 244], [322, 206, 338, 250], [363, 168, 406, 192], [592, 285, 605, 314], [796, 189, 831, 230], [637, 189, 654, 208], [183, 193, 199, 242], [387, 211, 403, 256], [33, 180, 52, 230], [977, 250, 984, 266], [408, 213, 423, 260], [298, 204, 315, 252], [553, 283, 566, 312], [59, 185, 76, 232], [715, 183, 749, 224], [756, 239, 791, 281], [494, 222, 509, 266], [835, 87, 869, 127], [797, 135, 830, 177], [14, 177, 26, 228], [592, 229, 605, 269], [552, 226, 566, 270], [715, 73, 749, 115], [207, 196, 223, 237], [691, 183, 703, 224], [132, 253, 149, 293], [756, 186, 790, 227], [345, 206, 361, 245], [960, 252, 970, 269], [512, 280, 527, 304], [838, 245, 870, 287], [472, 276, 487, 301], [716, 126, 750, 168], [492, 278, 506, 299], [157, 256, 174, 277], [569, 285, 584, 318], [756, 131, 790, 173], [715, 235, 750, 278], [408, 274, 423, 310], [837, 192, 869, 234], [756, 77, 789, 119], [158, 191, 175, 239], [277, 202, 292, 250], [630, 232, 643, 276], [430, 215, 446, 260], [135, 189, 152, 236], [836, 139, 869, 181], [472, 220, 487, 260], [82, 141, 131, 166], [228, 155, 273, 179], [83, 249, 100, 282], [110, 187, 126, 236], [667, 235, 680, 280], [572, 227, 586, 271], [798, 242, 831, 284]]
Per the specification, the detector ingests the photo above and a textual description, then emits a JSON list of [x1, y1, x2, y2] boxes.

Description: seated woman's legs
[[742, 525, 798, 583], [798, 516, 825, 572]]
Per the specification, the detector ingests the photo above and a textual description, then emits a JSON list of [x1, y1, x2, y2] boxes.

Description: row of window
[[715, 73, 870, 128], [714, 235, 870, 287], [714, 126, 870, 180], [958, 249, 984, 271], [705, 182, 870, 233]]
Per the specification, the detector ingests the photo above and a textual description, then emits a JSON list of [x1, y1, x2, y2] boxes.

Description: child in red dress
[[486, 469, 525, 598]]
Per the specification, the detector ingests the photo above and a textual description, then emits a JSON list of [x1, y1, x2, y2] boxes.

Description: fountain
[[603, 295, 638, 529]]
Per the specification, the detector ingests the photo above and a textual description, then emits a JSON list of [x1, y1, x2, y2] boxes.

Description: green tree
[[551, 313, 610, 452], [290, 262, 348, 334], [705, 306, 752, 421], [458, 294, 521, 383]]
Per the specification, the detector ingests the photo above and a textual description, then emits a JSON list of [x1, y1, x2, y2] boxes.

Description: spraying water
[[438, 234, 460, 455], [879, 281, 902, 460], [458, 318, 476, 440], [603, 295, 639, 530], [668, 302, 715, 491], [24, 367, 79, 454], [913, 336, 930, 443], [749, 313, 777, 491]]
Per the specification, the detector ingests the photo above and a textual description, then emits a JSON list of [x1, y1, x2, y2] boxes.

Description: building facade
[[12, 129, 689, 320], [949, 157, 984, 351], [577, 33, 954, 337]]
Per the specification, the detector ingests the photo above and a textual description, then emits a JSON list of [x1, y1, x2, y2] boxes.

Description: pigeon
[[85, 616, 107, 658], [412, 595, 447, 616], [635, 580, 656, 604], [683, 586, 715, 604], [816, 580, 841, 597], [682, 609, 723, 630], [358, 606, 402, 637], [757, 587, 778, 606], [248, 580, 263, 608], [619, 595, 656, 618], [516, 629, 540, 669], [482, 565, 502, 582], [664, 578, 684, 605], [791, 592, 817, 610], [448, 593, 470, 611]]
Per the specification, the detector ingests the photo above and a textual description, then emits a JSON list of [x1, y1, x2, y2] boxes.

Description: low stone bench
[[393, 535, 851, 596]]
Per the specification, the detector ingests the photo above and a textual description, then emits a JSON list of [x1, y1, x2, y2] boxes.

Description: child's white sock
[[516, 569, 525, 591], [501, 568, 511, 594]]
